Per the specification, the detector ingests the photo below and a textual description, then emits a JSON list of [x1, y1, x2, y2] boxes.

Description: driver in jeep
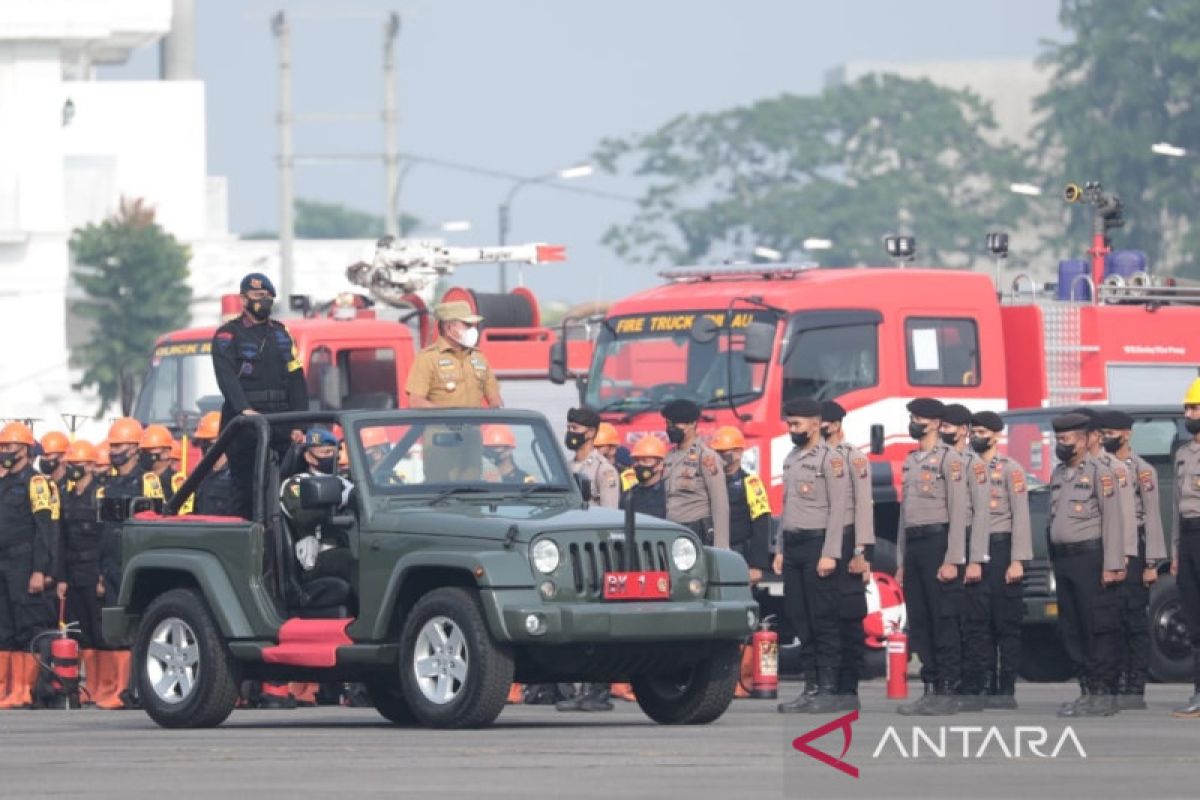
[[280, 428, 354, 591]]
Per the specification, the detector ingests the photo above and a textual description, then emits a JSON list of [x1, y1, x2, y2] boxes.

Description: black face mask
[[109, 449, 131, 467], [40, 458, 60, 476], [908, 421, 928, 441], [1101, 436, 1123, 454], [0, 450, 19, 470], [483, 448, 504, 465], [719, 452, 736, 469], [66, 465, 87, 482], [940, 431, 960, 447], [790, 431, 810, 448], [969, 436, 992, 454], [564, 432, 586, 451], [634, 465, 657, 484], [665, 425, 685, 445], [1055, 442, 1078, 463], [247, 297, 274, 320], [820, 425, 832, 440], [138, 451, 159, 472], [1186, 419, 1200, 436], [312, 455, 336, 475]]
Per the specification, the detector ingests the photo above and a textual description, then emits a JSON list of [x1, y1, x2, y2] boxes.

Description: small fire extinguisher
[[751, 615, 778, 700], [40, 598, 82, 708], [886, 627, 908, 700]]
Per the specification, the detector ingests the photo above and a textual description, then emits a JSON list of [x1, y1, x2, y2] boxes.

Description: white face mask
[[456, 326, 480, 348]]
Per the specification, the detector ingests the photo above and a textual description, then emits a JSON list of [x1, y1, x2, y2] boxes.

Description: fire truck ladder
[[1041, 304, 1102, 405]]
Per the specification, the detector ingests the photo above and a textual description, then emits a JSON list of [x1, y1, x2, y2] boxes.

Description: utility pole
[[383, 13, 401, 237], [272, 11, 295, 303]]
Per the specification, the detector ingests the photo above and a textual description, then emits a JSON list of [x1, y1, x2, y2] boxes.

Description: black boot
[[1057, 679, 1088, 716], [896, 682, 937, 716], [988, 672, 1018, 710], [956, 674, 987, 712], [577, 684, 614, 712], [921, 679, 960, 716], [777, 675, 820, 714], [804, 669, 842, 714], [1118, 671, 1147, 710], [1078, 680, 1118, 717], [836, 671, 861, 711]]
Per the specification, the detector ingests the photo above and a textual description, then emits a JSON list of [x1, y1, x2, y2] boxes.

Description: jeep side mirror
[[870, 423, 885, 456], [549, 340, 567, 385], [742, 322, 775, 364], [299, 475, 345, 510]]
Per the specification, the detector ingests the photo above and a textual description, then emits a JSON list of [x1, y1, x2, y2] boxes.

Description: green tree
[[595, 74, 1029, 268], [1034, 0, 1200, 276], [241, 199, 421, 240], [70, 198, 192, 415]]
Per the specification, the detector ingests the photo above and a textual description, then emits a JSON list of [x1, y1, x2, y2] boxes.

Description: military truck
[[100, 410, 758, 729]]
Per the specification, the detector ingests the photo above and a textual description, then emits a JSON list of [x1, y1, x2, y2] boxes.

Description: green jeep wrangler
[[101, 410, 758, 729]]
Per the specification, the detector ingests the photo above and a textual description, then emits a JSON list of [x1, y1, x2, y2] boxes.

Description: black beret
[[567, 407, 601, 429], [1096, 409, 1134, 430], [783, 398, 822, 418], [820, 400, 846, 422], [661, 399, 700, 424], [239, 272, 276, 296], [942, 403, 972, 426], [906, 397, 945, 419], [970, 411, 1004, 432], [1070, 406, 1101, 431], [1052, 413, 1090, 433]]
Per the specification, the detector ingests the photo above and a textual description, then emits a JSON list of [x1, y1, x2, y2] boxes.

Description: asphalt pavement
[[2, 681, 1197, 800]]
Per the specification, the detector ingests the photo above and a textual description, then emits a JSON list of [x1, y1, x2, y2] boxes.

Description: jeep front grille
[[567, 540, 670, 597], [1023, 562, 1053, 598]]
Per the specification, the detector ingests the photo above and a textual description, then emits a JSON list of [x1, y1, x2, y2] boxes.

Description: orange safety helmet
[[594, 423, 620, 448], [140, 424, 174, 450], [108, 417, 144, 445], [361, 426, 390, 448], [96, 441, 111, 467], [709, 426, 746, 452], [195, 411, 221, 440], [40, 431, 70, 456], [482, 424, 517, 449], [66, 439, 98, 463], [0, 421, 36, 447], [631, 435, 668, 460]]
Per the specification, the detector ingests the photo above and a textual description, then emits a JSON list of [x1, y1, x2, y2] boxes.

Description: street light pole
[[382, 13, 401, 237], [496, 165, 593, 291], [271, 11, 295, 303]]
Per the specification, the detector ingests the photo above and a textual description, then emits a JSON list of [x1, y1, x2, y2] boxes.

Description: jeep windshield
[[584, 309, 772, 413], [133, 339, 223, 430], [354, 417, 573, 496]]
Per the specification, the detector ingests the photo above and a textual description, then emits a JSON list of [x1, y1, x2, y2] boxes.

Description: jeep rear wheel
[[631, 641, 739, 725], [398, 587, 513, 729], [134, 588, 239, 729]]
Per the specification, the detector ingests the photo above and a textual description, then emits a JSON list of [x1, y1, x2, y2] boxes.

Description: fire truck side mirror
[[742, 322, 775, 364], [548, 340, 568, 385], [870, 424, 885, 456], [319, 365, 343, 410]]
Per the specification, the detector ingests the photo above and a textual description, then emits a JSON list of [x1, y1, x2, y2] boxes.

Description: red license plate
[[602, 571, 671, 601]]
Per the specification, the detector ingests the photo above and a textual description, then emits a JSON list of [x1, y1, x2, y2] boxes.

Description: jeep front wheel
[[631, 641, 740, 725], [397, 587, 513, 729], [134, 588, 240, 729]]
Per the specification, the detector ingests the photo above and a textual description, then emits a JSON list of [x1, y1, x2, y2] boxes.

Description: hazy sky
[[104, 0, 1066, 304]]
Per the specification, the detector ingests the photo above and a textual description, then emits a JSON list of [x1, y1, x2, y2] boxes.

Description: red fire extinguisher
[[750, 615, 778, 700], [39, 598, 82, 707], [886, 628, 908, 700]]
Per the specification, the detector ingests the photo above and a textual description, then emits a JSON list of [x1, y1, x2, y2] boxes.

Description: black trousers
[[1119, 532, 1149, 681], [1053, 545, 1121, 691], [0, 551, 54, 650], [226, 425, 294, 519], [962, 536, 1025, 689], [65, 560, 105, 649], [683, 518, 716, 548], [782, 532, 840, 674], [1178, 529, 1200, 685], [902, 527, 963, 686], [837, 531, 867, 692]]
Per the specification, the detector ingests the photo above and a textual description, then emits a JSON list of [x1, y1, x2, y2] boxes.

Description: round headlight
[[531, 539, 560, 574], [671, 536, 698, 571]]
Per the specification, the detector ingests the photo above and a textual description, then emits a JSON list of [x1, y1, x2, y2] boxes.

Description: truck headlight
[[531, 539, 560, 574], [671, 537, 698, 571]]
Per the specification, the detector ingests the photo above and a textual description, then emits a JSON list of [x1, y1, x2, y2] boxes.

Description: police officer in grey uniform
[[965, 411, 1032, 709], [1049, 412, 1126, 717], [1098, 409, 1167, 709], [821, 400, 875, 710], [896, 397, 969, 716], [1173, 381, 1200, 718], [776, 398, 850, 714], [661, 400, 729, 548], [564, 407, 619, 510]]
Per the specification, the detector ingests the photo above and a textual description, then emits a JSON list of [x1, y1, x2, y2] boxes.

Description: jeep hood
[[369, 503, 685, 544]]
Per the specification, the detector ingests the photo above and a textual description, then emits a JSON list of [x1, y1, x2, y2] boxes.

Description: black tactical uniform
[[195, 465, 236, 516], [0, 465, 57, 651], [726, 467, 772, 571], [619, 476, 668, 520], [60, 477, 104, 649]]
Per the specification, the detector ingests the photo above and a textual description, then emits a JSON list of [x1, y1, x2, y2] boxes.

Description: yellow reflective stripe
[[744, 473, 771, 519]]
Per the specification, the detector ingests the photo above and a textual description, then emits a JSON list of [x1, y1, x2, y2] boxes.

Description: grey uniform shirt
[[1127, 452, 1167, 562], [778, 442, 850, 559], [664, 441, 730, 548], [959, 448, 992, 564], [984, 454, 1034, 562], [836, 441, 875, 546], [1097, 452, 1138, 560], [1173, 440, 1200, 562], [896, 444, 969, 566], [1048, 456, 1125, 572], [573, 450, 619, 509]]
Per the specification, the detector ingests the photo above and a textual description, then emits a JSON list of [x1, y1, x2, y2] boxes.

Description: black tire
[[365, 678, 417, 725], [631, 641, 740, 725], [1148, 575, 1192, 683], [133, 588, 240, 729], [1018, 624, 1074, 682], [397, 587, 513, 729]]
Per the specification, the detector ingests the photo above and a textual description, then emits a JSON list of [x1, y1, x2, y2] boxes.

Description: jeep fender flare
[[705, 547, 752, 585], [119, 551, 255, 638]]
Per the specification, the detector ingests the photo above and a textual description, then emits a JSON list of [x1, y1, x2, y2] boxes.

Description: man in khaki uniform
[[406, 301, 503, 409], [1173, 379, 1200, 718], [775, 398, 851, 714], [896, 397, 969, 716], [661, 400, 729, 548]]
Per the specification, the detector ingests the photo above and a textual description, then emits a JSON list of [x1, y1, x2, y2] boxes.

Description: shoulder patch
[[1010, 470, 1026, 494], [949, 460, 963, 482], [29, 475, 54, 515], [702, 454, 719, 476], [1100, 473, 1114, 497], [830, 456, 844, 479], [1114, 466, 1128, 487], [1138, 469, 1155, 493], [143, 473, 164, 499], [973, 461, 987, 484], [852, 456, 868, 479]]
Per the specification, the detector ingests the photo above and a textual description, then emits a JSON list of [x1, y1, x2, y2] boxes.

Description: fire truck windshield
[[584, 310, 772, 413], [132, 340, 222, 430]]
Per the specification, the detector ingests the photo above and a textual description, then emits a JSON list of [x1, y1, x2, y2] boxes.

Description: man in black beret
[[1049, 412, 1126, 716], [1097, 409, 1167, 709], [896, 397, 969, 715], [661, 400, 729, 549]]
